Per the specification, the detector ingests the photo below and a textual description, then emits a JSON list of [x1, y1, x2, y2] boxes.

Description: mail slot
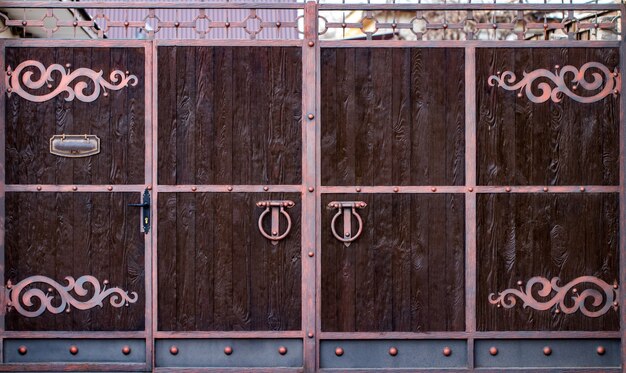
[[49, 134, 100, 157]]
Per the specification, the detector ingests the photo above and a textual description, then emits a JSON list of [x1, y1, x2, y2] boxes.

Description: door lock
[[128, 189, 151, 234]]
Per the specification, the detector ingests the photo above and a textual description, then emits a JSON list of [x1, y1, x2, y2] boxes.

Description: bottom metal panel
[[475, 339, 621, 368], [155, 339, 303, 368], [4, 339, 146, 363], [319, 339, 467, 369]]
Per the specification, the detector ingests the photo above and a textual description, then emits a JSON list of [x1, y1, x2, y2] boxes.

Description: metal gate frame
[[0, 1, 624, 372]]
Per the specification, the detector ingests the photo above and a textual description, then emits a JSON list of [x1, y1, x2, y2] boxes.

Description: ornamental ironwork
[[5, 275, 139, 317], [489, 276, 619, 318], [5, 60, 138, 103], [488, 62, 620, 103]]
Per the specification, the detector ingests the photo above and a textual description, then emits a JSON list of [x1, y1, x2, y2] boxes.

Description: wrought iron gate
[[0, 1, 624, 372]]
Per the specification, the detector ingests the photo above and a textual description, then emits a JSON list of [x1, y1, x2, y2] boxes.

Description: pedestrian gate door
[[0, 1, 625, 372]]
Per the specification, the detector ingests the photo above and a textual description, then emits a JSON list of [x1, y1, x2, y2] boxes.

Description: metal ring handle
[[258, 206, 292, 242], [330, 207, 363, 244]]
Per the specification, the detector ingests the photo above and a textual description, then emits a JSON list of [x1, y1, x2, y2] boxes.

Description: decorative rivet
[[505, 187, 511, 192], [308, 251, 314, 257], [393, 187, 399, 192], [489, 346, 498, 356], [276, 22, 281, 27], [227, 186, 233, 191], [335, 347, 344, 356], [224, 346, 233, 355], [442, 23, 448, 29], [554, 65, 560, 69], [147, 185, 152, 190], [612, 301, 618, 307], [594, 23, 599, 28], [543, 346, 552, 356], [391, 23, 397, 28], [517, 92, 523, 98], [307, 332, 314, 338], [613, 281, 619, 289], [492, 23, 497, 29], [69, 345, 79, 355], [517, 280, 523, 286], [431, 187, 437, 192], [125, 71, 130, 75], [174, 22, 180, 27], [18, 346, 27, 355], [572, 288, 577, 294], [107, 186, 113, 191], [65, 63, 71, 69], [191, 186, 197, 192], [22, 21, 27, 26], [308, 41, 314, 47], [103, 92, 109, 97], [555, 308, 561, 314], [356, 187, 361, 192], [36, 186, 42, 191], [597, 346, 606, 355], [614, 89, 619, 95], [342, 23, 347, 28], [73, 21, 78, 27], [47, 287, 53, 293], [389, 347, 398, 356], [580, 187, 585, 192], [122, 346, 131, 355], [543, 187, 549, 192], [225, 22, 230, 27], [468, 187, 473, 192], [72, 186, 78, 191], [307, 113, 315, 120], [308, 187, 314, 192], [263, 186, 269, 191], [65, 307, 70, 313], [124, 21, 129, 27], [359, 202, 366, 208], [543, 23, 548, 29], [278, 346, 287, 355], [170, 346, 179, 355], [7, 88, 12, 93], [103, 279, 109, 285], [443, 346, 452, 356]]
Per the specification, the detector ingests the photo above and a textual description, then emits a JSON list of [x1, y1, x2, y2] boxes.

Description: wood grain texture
[[476, 48, 619, 186], [5, 192, 145, 331], [321, 194, 465, 332], [5, 47, 145, 185], [157, 192, 302, 331], [320, 48, 465, 186], [157, 46, 302, 186], [477, 193, 619, 331]]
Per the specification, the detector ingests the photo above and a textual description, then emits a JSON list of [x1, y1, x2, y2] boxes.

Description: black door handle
[[128, 189, 150, 234]]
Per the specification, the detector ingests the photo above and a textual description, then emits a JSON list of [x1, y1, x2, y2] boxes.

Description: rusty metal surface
[[5, 275, 139, 318], [5, 60, 138, 103]]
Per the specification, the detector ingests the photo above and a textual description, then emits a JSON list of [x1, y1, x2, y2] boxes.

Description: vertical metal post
[[465, 45, 477, 370], [302, 2, 318, 372], [618, 4, 626, 370], [0, 40, 6, 365], [145, 40, 155, 372]]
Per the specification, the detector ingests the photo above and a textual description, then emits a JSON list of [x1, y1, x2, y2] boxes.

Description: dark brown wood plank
[[320, 48, 465, 186], [157, 46, 302, 186], [5, 47, 145, 185], [476, 193, 620, 331], [157, 193, 302, 331], [321, 193, 465, 332], [5, 192, 145, 331], [476, 48, 619, 186]]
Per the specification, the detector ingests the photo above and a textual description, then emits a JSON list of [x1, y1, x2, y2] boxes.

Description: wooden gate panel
[[157, 46, 302, 186], [320, 48, 465, 186], [5, 47, 145, 185], [477, 48, 619, 186], [477, 193, 619, 331], [5, 192, 145, 331], [157, 192, 302, 331], [321, 193, 465, 332]]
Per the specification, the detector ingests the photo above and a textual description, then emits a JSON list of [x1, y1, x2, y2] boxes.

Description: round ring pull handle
[[328, 201, 367, 247], [257, 200, 295, 245]]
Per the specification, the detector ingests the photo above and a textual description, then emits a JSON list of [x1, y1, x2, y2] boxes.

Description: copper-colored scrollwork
[[5, 275, 138, 317], [488, 62, 620, 103], [327, 201, 367, 247], [5, 60, 138, 103], [256, 200, 295, 245], [488, 276, 619, 318]]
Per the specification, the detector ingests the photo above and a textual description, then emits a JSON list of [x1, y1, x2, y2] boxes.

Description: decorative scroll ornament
[[5, 275, 138, 317], [489, 276, 619, 318], [488, 62, 620, 103], [5, 60, 138, 103]]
